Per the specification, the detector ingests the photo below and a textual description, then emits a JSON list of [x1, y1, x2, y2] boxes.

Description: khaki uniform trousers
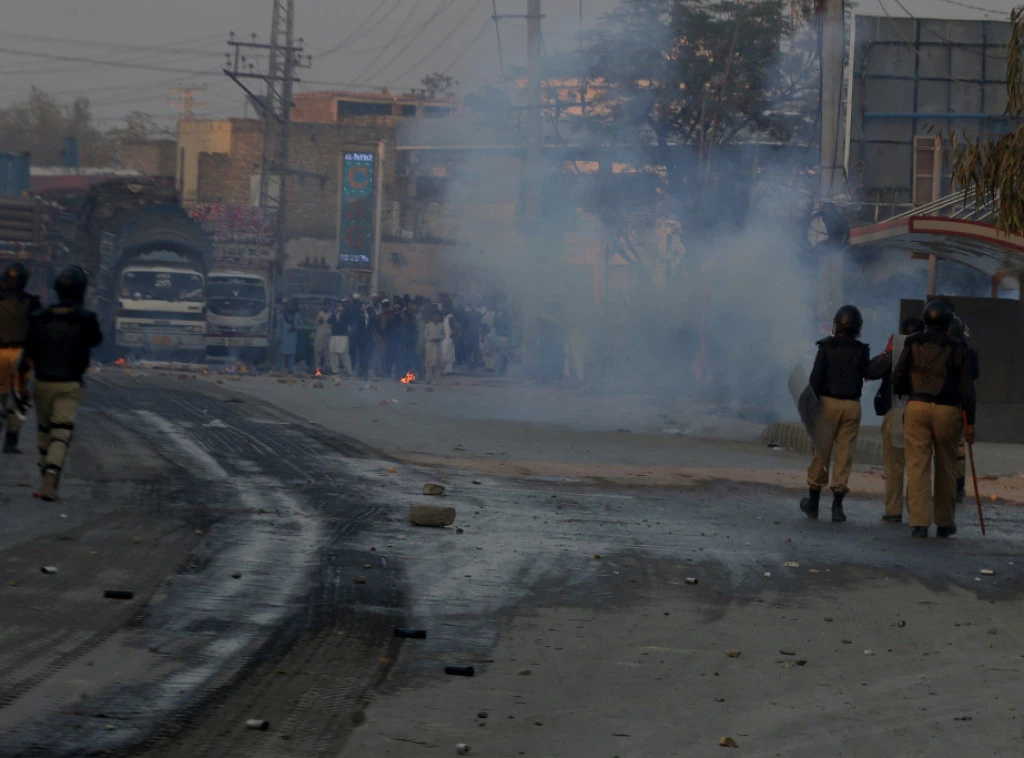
[[881, 409, 906, 518], [34, 381, 83, 474], [956, 438, 967, 481], [0, 347, 26, 434], [904, 400, 961, 529], [807, 396, 861, 494]]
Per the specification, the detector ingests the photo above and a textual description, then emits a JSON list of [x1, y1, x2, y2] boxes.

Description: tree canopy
[[950, 8, 1024, 234]]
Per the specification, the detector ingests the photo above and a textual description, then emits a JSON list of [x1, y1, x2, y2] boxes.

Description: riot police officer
[[948, 315, 979, 503], [865, 316, 924, 523], [20, 266, 103, 502], [0, 261, 41, 453], [800, 305, 871, 523], [892, 299, 976, 538]]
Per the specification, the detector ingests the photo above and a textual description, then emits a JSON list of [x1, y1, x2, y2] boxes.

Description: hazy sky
[[0, 0, 1018, 124]]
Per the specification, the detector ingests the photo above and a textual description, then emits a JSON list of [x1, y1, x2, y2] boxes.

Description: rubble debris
[[445, 665, 475, 677], [245, 719, 270, 731], [353, 576, 367, 585], [783, 561, 800, 568], [725, 650, 742, 658], [779, 649, 796, 656], [40, 566, 58, 575], [395, 628, 428, 639], [987, 627, 998, 635], [456, 744, 471, 755], [477, 712, 488, 719], [409, 504, 457, 527], [795, 659, 808, 666], [104, 590, 134, 600], [593, 554, 603, 560], [980, 569, 996, 576], [231, 571, 242, 579], [897, 619, 907, 628], [685, 577, 699, 585], [518, 669, 532, 676], [423, 482, 447, 496], [132, 536, 142, 544], [863, 650, 875, 656], [456, 528, 465, 535], [719, 736, 739, 748], [8, 580, 19, 587]]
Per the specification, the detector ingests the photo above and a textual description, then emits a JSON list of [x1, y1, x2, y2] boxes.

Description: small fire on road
[[114, 357, 127, 367], [400, 372, 417, 384], [315, 368, 323, 377]]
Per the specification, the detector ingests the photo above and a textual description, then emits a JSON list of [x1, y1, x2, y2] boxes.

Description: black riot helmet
[[2, 261, 29, 292], [832, 305, 863, 337], [54, 265, 89, 305], [923, 298, 955, 332], [900, 316, 924, 336], [948, 314, 971, 340]]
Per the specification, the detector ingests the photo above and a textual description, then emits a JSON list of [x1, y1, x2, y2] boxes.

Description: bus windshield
[[207, 281, 267, 302], [122, 270, 204, 303]]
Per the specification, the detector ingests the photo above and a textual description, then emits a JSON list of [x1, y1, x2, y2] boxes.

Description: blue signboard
[[339, 152, 376, 270]]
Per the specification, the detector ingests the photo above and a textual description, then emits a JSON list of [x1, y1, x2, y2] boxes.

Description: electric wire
[[385, 0, 487, 86]]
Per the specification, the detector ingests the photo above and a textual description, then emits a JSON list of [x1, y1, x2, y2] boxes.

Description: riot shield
[[890, 334, 907, 449], [788, 364, 831, 457]]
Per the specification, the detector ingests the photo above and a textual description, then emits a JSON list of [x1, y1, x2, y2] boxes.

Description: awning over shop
[[849, 188, 1024, 295]]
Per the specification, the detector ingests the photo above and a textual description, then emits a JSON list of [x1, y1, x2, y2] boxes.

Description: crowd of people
[[799, 297, 979, 539], [277, 292, 517, 382]]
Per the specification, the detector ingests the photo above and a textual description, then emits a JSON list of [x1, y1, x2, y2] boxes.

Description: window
[[337, 100, 392, 118]]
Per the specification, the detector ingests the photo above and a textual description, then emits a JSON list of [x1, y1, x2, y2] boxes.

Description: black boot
[[936, 524, 958, 539], [2, 431, 19, 454], [956, 477, 966, 504], [800, 488, 821, 519], [831, 491, 847, 523]]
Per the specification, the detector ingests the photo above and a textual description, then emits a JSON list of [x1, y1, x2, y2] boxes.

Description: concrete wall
[[900, 297, 1024, 443]]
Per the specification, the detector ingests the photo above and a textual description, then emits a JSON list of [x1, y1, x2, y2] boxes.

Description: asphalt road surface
[[3, 374, 1024, 757]]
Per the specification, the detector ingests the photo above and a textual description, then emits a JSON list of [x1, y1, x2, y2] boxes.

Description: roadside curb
[[760, 422, 884, 467]]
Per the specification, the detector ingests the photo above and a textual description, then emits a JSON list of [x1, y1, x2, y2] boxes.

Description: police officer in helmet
[[0, 261, 41, 453], [800, 305, 870, 523], [19, 266, 103, 501], [892, 298, 976, 538], [948, 314, 979, 503]]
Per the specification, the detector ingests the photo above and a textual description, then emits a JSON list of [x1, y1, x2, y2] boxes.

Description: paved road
[[3, 374, 1023, 757]]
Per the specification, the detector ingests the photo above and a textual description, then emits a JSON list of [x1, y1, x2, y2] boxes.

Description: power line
[[352, 0, 434, 84], [356, 0, 463, 85], [386, 0, 487, 85], [0, 46, 217, 76], [314, 0, 403, 57], [443, 16, 493, 74], [935, 0, 1010, 13]]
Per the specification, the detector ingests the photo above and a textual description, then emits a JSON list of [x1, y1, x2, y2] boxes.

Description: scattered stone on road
[[353, 576, 367, 585], [456, 744, 471, 755], [980, 569, 996, 576], [685, 577, 699, 585], [719, 736, 739, 748], [409, 504, 457, 527], [231, 571, 242, 579], [245, 719, 270, 731], [725, 650, 742, 658], [423, 482, 447, 496], [40, 566, 58, 575]]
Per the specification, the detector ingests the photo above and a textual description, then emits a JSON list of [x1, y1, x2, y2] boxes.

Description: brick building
[[119, 139, 177, 180], [176, 117, 397, 277]]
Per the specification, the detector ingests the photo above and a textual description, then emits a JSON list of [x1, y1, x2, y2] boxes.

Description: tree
[[950, 8, 1024, 234], [414, 73, 459, 100], [0, 87, 110, 166], [565, 0, 819, 232]]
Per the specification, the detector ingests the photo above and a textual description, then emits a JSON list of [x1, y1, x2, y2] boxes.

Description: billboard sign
[[339, 152, 376, 270]]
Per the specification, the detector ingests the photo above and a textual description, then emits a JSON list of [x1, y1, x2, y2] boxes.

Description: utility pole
[[817, 0, 845, 326], [170, 86, 207, 121], [224, 0, 311, 266], [525, 0, 542, 226]]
